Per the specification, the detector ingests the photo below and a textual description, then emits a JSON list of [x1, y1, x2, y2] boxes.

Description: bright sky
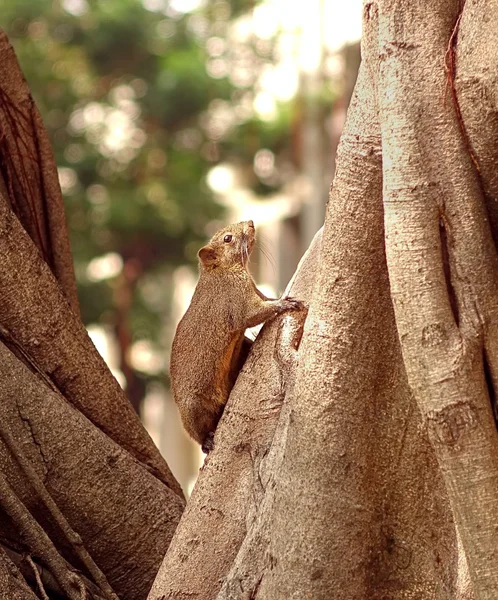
[[139, 0, 363, 57], [253, 0, 363, 56], [234, 0, 363, 117]]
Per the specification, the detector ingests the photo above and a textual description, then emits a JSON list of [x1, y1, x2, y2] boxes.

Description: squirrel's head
[[198, 220, 255, 271]]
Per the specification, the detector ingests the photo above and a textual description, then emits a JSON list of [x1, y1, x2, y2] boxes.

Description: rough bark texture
[[378, 0, 498, 596], [0, 28, 185, 600], [0, 547, 40, 600], [0, 31, 79, 314], [0, 341, 183, 600]]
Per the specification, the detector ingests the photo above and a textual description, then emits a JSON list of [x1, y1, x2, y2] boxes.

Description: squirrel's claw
[[281, 297, 306, 312]]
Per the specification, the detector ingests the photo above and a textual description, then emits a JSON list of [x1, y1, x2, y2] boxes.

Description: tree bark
[[455, 0, 498, 245], [0, 31, 79, 314], [0, 28, 181, 494], [246, 61, 458, 600], [0, 339, 183, 600], [378, 0, 498, 595], [0, 546, 40, 600], [0, 187, 181, 496], [0, 28, 185, 600], [149, 0, 498, 598]]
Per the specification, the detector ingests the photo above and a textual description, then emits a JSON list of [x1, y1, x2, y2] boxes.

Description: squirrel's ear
[[198, 245, 218, 266]]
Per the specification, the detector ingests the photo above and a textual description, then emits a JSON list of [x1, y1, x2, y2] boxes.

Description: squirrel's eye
[[223, 234, 232, 243]]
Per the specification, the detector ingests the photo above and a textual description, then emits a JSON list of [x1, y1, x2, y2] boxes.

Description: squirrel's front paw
[[279, 297, 306, 312]]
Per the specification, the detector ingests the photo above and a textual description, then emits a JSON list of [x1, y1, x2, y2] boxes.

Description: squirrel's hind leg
[[182, 396, 222, 453], [201, 432, 214, 454]]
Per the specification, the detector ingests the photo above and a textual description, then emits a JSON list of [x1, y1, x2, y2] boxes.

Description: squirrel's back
[[169, 220, 303, 452], [170, 267, 249, 447]]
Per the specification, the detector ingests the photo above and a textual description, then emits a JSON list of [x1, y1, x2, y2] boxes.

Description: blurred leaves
[[0, 0, 339, 401]]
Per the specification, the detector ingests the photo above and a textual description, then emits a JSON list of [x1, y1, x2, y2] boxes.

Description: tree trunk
[[378, 0, 498, 595], [0, 30, 185, 600], [149, 0, 498, 598], [2, 0, 498, 596], [0, 31, 79, 314]]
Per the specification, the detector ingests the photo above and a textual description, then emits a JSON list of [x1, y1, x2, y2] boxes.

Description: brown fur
[[170, 220, 303, 452]]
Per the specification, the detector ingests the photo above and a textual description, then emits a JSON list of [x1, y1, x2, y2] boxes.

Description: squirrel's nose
[[247, 220, 254, 229]]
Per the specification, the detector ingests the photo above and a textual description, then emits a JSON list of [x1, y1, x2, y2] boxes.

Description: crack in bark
[[249, 573, 263, 599], [445, 1, 481, 176], [439, 214, 460, 327], [15, 402, 49, 483], [158, 593, 199, 599], [483, 348, 498, 429]]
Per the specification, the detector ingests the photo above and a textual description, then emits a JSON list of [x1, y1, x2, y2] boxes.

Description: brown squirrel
[[170, 220, 303, 453]]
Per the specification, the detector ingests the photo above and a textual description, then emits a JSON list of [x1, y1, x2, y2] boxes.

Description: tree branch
[[0, 466, 86, 600], [0, 416, 118, 600], [0, 545, 41, 600], [0, 30, 79, 314], [0, 186, 182, 497], [2, 544, 108, 600]]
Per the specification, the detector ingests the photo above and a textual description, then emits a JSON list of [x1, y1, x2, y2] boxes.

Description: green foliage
[[0, 0, 338, 399]]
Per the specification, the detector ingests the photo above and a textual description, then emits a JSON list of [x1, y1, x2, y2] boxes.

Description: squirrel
[[170, 220, 304, 453]]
